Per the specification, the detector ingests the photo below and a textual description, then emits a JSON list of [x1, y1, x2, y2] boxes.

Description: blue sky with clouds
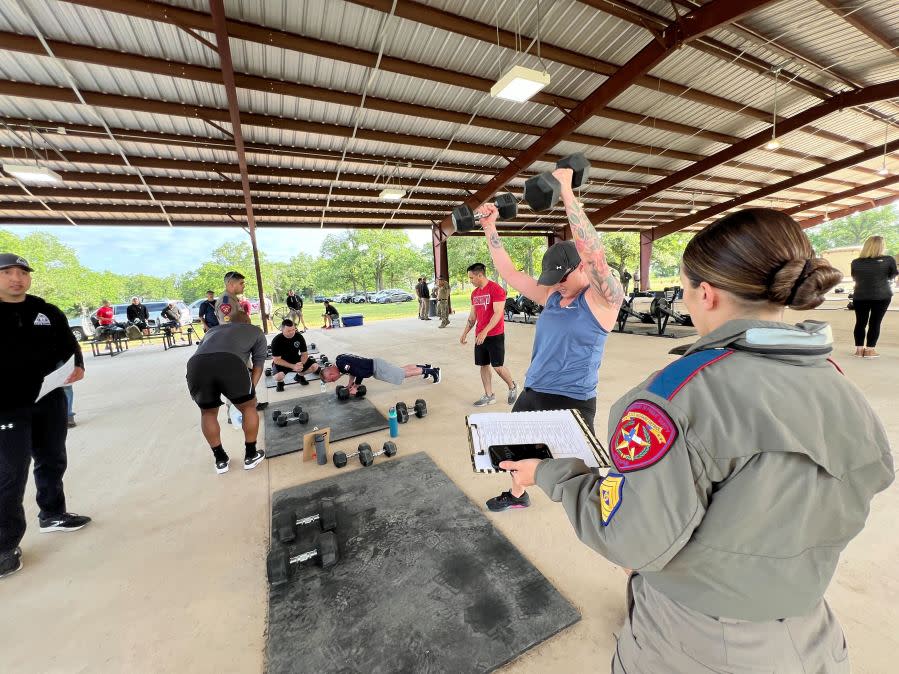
[[4, 225, 434, 276]]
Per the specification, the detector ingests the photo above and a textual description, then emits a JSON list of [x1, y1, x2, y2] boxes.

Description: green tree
[[806, 205, 899, 254]]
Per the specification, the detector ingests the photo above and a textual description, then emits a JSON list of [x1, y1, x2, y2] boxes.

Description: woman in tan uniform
[[503, 208, 894, 673]]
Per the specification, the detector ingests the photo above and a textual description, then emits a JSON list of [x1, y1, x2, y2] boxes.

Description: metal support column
[[639, 230, 653, 291], [432, 224, 450, 312]]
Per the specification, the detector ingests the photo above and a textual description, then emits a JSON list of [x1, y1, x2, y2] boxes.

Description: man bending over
[[185, 312, 267, 474]]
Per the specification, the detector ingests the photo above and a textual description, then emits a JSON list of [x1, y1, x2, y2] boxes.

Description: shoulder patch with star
[[610, 400, 677, 472]]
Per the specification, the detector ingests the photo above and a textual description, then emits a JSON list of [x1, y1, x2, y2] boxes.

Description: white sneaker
[[215, 458, 230, 474], [507, 382, 518, 405], [244, 450, 265, 470], [473, 394, 496, 407]]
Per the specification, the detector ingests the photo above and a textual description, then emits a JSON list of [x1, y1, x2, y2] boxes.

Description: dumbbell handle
[[289, 549, 318, 564], [295, 513, 320, 526]]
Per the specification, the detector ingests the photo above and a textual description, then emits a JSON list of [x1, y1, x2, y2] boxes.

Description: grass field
[[267, 293, 474, 325]]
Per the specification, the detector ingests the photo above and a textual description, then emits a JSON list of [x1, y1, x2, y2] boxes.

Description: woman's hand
[[498, 458, 542, 487]]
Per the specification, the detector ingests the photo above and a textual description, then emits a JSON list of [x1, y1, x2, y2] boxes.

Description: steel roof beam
[[816, 0, 899, 56], [797, 193, 899, 229], [783, 173, 899, 216]]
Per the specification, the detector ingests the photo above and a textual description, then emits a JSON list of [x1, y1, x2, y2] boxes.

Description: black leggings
[[853, 298, 891, 347]]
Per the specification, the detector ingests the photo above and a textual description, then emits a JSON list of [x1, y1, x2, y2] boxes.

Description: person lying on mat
[[269, 319, 321, 392], [319, 354, 441, 396]]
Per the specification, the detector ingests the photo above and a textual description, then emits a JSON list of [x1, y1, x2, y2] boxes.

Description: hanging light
[[823, 209, 830, 222], [764, 67, 782, 151], [378, 161, 406, 201], [877, 120, 890, 176], [2, 164, 62, 183], [490, 1, 550, 103], [689, 192, 698, 214]]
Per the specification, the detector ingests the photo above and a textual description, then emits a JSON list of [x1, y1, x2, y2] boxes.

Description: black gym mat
[[264, 393, 389, 458], [618, 323, 697, 339], [266, 453, 580, 673]]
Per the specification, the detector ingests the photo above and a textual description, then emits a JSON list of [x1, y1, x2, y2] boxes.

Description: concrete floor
[[1, 308, 896, 674]]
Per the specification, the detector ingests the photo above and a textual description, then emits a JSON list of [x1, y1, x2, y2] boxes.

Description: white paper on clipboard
[[36, 356, 75, 402]]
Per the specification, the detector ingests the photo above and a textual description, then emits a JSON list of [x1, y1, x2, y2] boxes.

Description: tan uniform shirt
[[536, 319, 893, 621]]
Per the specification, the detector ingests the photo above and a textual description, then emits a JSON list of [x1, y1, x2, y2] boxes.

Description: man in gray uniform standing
[[502, 208, 894, 672], [214, 270, 246, 325], [186, 312, 267, 474]]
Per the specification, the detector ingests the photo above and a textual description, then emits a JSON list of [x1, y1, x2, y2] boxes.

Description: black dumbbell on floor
[[267, 532, 339, 584], [273, 497, 337, 544], [523, 153, 591, 212], [451, 192, 518, 233], [272, 405, 309, 426], [333, 441, 397, 468], [395, 399, 427, 423], [336, 384, 366, 401]]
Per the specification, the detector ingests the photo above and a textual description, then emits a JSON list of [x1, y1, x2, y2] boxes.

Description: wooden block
[[302, 427, 331, 463]]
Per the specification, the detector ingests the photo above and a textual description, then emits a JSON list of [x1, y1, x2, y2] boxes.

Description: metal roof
[[1, 0, 898, 236]]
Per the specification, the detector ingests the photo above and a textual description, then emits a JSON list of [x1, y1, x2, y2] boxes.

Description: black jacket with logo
[[0, 295, 84, 410]]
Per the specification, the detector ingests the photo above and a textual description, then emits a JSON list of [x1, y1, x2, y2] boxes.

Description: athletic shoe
[[294, 374, 308, 385], [473, 394, 496, 407], [244, 450, 265, 470], [38, 512, 92, 533], [256, 401, 268, 411], [428, 367, 441, 384], [863, 349, 880, 359], [486, 491, 530, 512], [276, 381, 285, 392], [0, 547, 22, 579], [67, 416, 77, 428], [215, 457, 230, 474], [507, 382, 519, 405], [416, 363, 432, 369]]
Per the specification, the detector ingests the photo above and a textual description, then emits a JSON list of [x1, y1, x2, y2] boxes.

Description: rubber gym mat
[[263, 370, 321, 389], [263, 393, 389, 458], [266, 453, 580, 673]]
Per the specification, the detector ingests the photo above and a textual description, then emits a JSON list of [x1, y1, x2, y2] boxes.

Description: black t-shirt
[[851, 256, 898, 301], [126, 303, 149, 321], [324, 304, 339, 316], [198, 299, 218, 327], [270, 332, 307, 364], [335, 354, 373, 384], [287, 295, 303, 310], [0, 295, 84, 410]]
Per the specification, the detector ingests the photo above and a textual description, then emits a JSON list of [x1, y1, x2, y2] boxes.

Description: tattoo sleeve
[[564, 196, 625, 307]]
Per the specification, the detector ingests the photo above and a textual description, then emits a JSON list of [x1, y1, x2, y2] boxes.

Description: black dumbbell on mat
[[333, 442, 374, 468], [395, 399, 427, 423], [523, 153, 591, 212], [336, 384, 366, 401], [451, 193, 518, 233], [273, 497, 337, 544], [267, 531, 339, 584], [272, 405, 308, 425]]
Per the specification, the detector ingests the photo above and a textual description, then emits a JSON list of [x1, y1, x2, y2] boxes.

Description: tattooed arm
[[475, 203, 551, 305], [553, 168, 625, 311]]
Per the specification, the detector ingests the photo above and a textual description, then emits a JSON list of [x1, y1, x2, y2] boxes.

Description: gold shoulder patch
[[599, 472, 626, 526]]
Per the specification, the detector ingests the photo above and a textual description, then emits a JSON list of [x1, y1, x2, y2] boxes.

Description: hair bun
[[767, 257, 842, 309]]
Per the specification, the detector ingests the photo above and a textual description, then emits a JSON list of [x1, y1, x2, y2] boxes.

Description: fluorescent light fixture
[[490, 65, 551, 102], [764, 138, 781, 151], [378, 188, 406, 201], [2, 164, 62, 184]]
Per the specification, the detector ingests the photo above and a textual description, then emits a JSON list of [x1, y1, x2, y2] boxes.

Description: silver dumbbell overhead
[[523, 153, 591, 212], [450, 193, 518, 233]]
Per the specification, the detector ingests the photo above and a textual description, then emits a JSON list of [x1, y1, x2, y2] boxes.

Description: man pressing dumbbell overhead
[[270, 319, 321, 392], [185, 311, 267, 474], [319, 354, 441, 396], [476, 164, 623, 513]]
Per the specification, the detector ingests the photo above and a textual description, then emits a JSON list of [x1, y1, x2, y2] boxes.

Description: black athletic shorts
[[273, 357, 316, 375], [511, 387, 597, 434], [474, 333, 505, 367], [186, 352, 256, 409]]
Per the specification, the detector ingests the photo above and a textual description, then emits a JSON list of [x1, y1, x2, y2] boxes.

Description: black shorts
[[474, 333, 505, 367], [273, 357, 316, 375], [186, 352, 256, 409], [511, 387, 597, 434]]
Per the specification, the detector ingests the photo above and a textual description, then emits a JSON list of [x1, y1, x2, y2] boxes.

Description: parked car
[[374, 290, 414, 303], [68, 315, 92, 342], [312, 295, 332, 303], [188, 298, 206, 322], [351, 292, 373, 303]]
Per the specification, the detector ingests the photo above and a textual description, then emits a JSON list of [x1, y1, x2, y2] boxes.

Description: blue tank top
[[524, 290, 608, 400]]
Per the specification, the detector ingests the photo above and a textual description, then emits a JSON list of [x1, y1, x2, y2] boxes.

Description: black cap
[[537, 241, 581, 286], [0, 253, 34, 272]]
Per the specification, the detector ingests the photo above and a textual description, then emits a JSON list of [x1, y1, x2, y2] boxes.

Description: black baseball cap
[[0, 253, 34, 272], [537, 241, 581, 286]]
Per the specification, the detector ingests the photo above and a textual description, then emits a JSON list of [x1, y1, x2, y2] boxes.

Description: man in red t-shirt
[[96, 300, 114, 326], [459, 262, 517, 407]]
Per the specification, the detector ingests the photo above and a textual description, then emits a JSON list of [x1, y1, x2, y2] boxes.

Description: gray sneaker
[[507, 382, 518, 405], [473, 394, 496, 407]]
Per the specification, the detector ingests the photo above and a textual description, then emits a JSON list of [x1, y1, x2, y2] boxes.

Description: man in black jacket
[[126, 296, 150, 335], [0, 253, 90, 580], [416, 277, 431, 320], [286, 290, 307, 331]]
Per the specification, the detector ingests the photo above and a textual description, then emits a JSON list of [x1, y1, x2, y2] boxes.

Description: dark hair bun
[[767, 257, 842, 310]]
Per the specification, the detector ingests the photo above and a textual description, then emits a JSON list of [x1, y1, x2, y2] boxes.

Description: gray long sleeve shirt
[[195, 322, 267, 368], [851, 255, 897, 301], [536, 319, 894, 621]]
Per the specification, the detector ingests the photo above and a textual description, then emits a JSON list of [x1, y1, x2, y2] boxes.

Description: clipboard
[[465, 409, 611, 474]]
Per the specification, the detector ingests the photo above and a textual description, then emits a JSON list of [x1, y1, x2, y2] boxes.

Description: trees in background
[[806, 205, 898, 253]]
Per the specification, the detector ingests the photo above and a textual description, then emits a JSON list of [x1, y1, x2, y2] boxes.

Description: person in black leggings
[[851, 235, 897, 358]]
